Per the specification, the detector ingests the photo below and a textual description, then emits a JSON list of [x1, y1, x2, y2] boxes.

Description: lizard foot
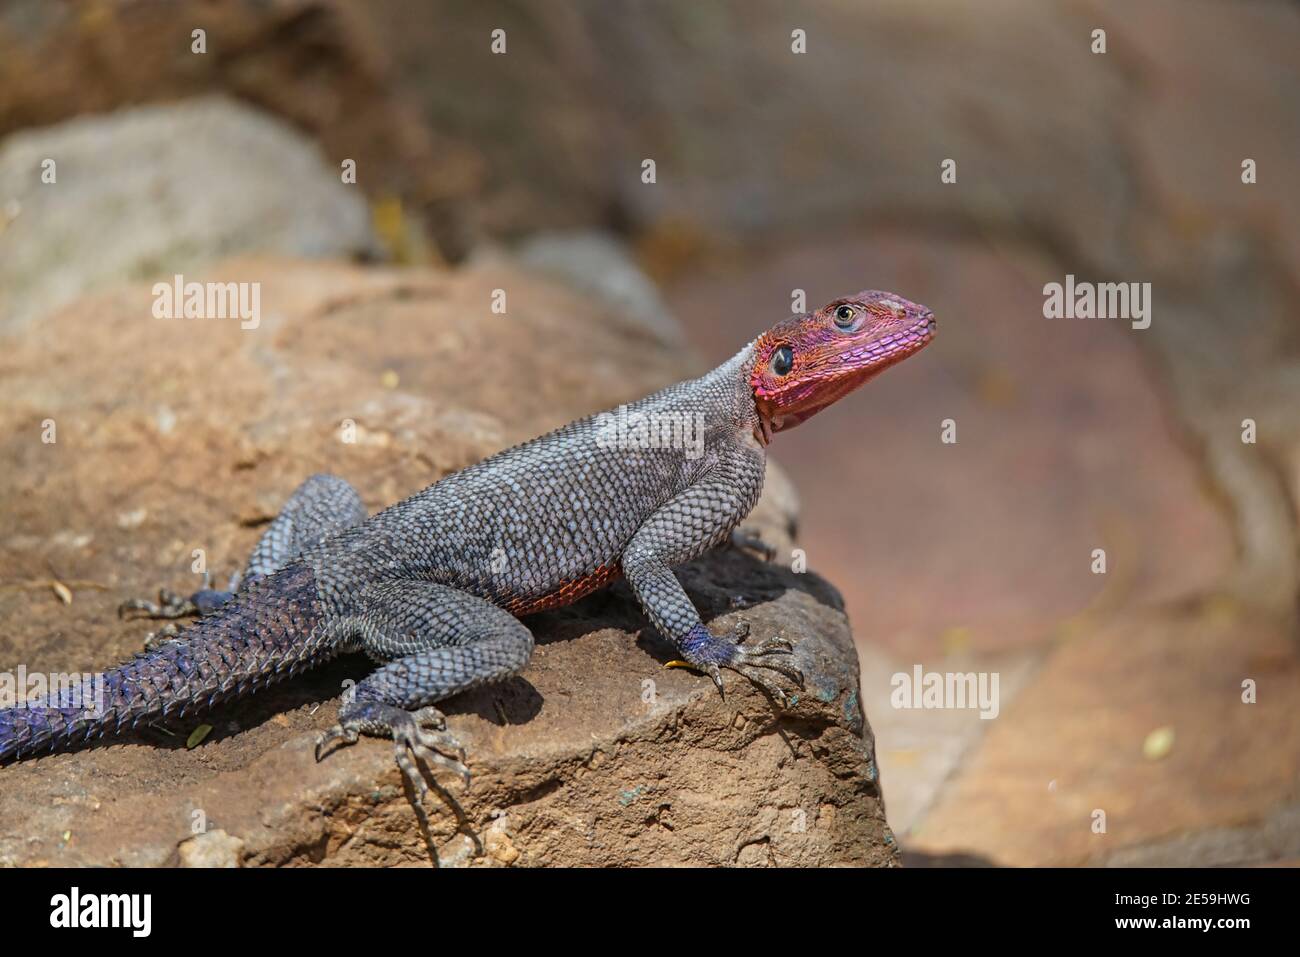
[[119, 574, 235, 622], [122, 584, 235, 651], [118, 587, 199, 620], [729, 528, 777, 562], [315, 699, 477, 864], [674, 622, 804, 707]]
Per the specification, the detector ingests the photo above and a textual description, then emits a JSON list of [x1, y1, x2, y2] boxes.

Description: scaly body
[[0, 290, 934, 829]]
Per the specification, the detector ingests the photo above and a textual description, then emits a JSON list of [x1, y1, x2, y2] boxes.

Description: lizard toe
[[314, 723, 359, 762], [407, 722, 471, 784], [389, 716, 480, 865], [411, 705, 449, 732], [728, 663, 790, 708], [118, 588, 196, 621], [733, 651, 804, 686], [679, 623, 802, 705], [746, 634, 793, 655]]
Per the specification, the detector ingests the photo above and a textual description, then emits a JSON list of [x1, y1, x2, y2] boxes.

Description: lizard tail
[[0, 562, 330, 763]]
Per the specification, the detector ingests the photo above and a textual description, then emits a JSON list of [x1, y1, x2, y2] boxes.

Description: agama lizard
[[0, 290, 934, 835]]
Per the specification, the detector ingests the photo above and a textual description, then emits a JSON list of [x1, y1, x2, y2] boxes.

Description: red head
[[750, 290, 935, 444]]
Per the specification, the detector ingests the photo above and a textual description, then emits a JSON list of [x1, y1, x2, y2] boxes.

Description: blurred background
[[1, 0, 1297, 865]]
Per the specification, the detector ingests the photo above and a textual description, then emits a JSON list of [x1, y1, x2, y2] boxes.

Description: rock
[[0, 97, 379, 332], [1097, 0, 1300, 291], [1102, 803, 1300, 868], [0, 0, 482, 261], [511, 231, 687, 346], [360, 0, 1132, 263], [0, 257, 893, 866], [908, 606, 1300, 866], [1075, 0, 1300, 623], [177, 829, 244, 868]]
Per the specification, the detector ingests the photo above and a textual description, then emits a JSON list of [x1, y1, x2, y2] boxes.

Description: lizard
[[0, 289, 934, 839]]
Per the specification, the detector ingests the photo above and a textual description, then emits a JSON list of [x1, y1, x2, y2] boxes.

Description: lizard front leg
[[620, 456, 803, 704]]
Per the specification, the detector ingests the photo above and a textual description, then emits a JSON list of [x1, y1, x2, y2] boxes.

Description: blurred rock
[[858, 642, 1040, 840], [1076, 0, 1300, 622], [0, 256, 891, 866], [513, 231, 686, 345], [909, 605, 1300, 866], [362, 0, 1132, 264], [1103, 803, 1300, 868], [1092, 0, 1300, 291], [0, 97, 378, 331], [0, 0, 482, 260]]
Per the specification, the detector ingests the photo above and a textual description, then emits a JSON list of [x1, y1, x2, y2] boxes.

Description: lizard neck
[[707, 341, 766, 448]]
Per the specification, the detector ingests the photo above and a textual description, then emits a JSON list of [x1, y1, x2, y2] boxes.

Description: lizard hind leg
[[118, 473, 369, 644], [315, 580, 535, 860], [240, 473, 368, 583]]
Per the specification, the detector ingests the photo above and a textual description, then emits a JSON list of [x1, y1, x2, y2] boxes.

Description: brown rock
[[0, 257, 892, 866], [908, 604, 1300, 866], [177, 829, 244, 868]]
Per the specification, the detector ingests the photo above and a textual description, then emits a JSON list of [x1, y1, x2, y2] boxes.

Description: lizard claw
[[314, 723, 359, 761], [142, 622, 184, 651], [730, 644, 803, 685], [726, 630, 803, 708], [665, 659, 726, 698], [317, 699, 477, 864], [729, 528, 777, 562], [119, 578, 235, 627], [730, 664, 789, 708], [411, 705, 450, 733], [393, 722, 472, 790], [316, 702, 468, 783], [679, 623, 802, 706], [706, 662, 725, 699]]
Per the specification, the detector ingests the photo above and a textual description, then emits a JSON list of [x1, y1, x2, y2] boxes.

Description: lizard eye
[[833, 304, 857, 328], [770, 345, 793, 377]]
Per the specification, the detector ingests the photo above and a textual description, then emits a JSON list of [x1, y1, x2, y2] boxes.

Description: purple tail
[[0, 563, 329, 763]]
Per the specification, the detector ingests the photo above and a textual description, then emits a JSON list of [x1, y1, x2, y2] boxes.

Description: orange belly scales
[[502, 564, 623, 616]]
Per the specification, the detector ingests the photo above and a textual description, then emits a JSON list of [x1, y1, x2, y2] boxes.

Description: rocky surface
[[0, 257, 892, 866]]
